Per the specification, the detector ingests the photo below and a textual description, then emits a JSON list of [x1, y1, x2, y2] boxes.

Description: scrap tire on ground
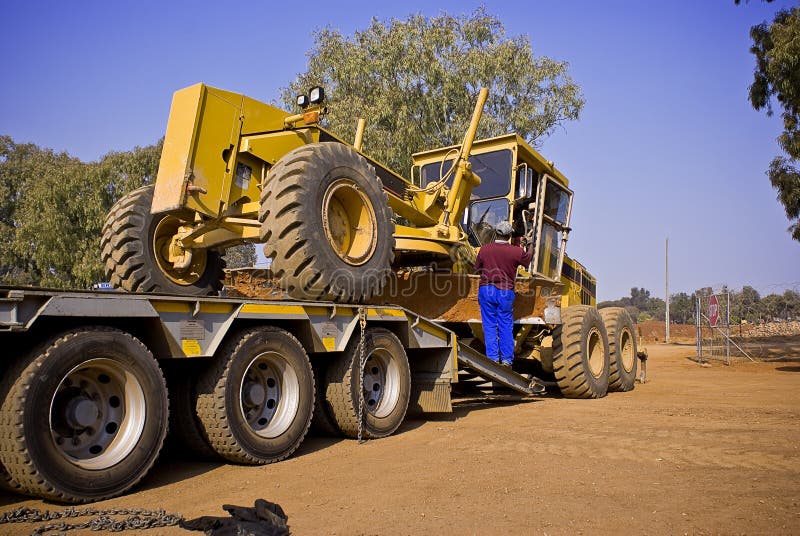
[[259, 142, 394, 303], [101, 185, 225, 295], [195, 327, 314, 464], [0, 327, 169, 503], [552, 305, 610, 399], [163, 364, 220, 461], [600, 307, 638, 392], [326, 328, 410, 439]]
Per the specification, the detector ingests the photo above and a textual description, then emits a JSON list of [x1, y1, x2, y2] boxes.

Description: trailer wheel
[[310, 363, 342, 437], [0, 328, 168, 503], [163, 365, 219, 460], [326, 328, 410, 439], [101, 185, 225, 295], [195, 327, 314, 464], [552, 306, 610, 399], [600, 307, 638, 392], [259, 142, 394, 303]]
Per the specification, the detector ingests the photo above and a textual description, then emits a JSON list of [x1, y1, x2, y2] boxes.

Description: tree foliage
[[0, 137, 162, 288], [282, 7, 584, 172], [743, 3, 800, 241], [600, 285, 800, 324]]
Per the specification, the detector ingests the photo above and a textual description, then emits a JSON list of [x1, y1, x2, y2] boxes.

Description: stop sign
[[708, 295, 720, 327]]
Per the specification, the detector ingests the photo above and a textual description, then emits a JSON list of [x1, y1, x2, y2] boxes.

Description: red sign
[[708, 295, 720, 327]]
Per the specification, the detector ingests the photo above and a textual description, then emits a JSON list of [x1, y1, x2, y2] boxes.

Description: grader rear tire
[[101, 185, 225, 295], [552, 306, 610, 399], [259, 143, 394, 302], [600, 307, 638, 392]]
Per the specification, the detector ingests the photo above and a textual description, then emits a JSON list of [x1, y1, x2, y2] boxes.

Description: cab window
[[420, 149, 512, 199]]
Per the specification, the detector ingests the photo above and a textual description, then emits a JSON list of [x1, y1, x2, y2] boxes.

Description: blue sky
[[2, 0, 798, 300]]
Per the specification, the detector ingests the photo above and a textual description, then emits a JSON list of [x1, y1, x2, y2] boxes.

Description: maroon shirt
[[474, 241, 534, 290]]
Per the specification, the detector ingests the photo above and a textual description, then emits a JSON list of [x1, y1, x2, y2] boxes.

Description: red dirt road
[[1, 343, 799, 535]]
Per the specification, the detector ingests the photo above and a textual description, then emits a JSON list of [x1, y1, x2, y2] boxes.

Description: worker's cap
[[495, 221, 513, 237]]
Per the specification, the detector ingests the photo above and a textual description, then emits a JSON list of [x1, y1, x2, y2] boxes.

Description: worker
[[474, 221, 534, 366]]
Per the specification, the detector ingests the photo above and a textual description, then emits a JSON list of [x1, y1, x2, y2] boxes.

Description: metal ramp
[[456, 340, 545, 396]]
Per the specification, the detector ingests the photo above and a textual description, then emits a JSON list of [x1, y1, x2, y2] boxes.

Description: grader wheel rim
[[321, 179, 378, 266], [586, 327, 605, 378], [619, 328, 635, 372], [153, 216, 208, 286]]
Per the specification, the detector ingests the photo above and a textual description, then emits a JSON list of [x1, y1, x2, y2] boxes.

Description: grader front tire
[[552, 306, 610, 399], [259, 143, 394, 303]]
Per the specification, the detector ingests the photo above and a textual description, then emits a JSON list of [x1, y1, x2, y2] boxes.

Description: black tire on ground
[[600, 307, 638, 392], [259, 142, 394, 302], [101, 185, 225, 295], [552, 305, 610, 399], [0, 328, 169, 503], [326, 328, 411, 439], [195, 327, 314, 464], [163, 364, 220, 461], [310, 362, 342, 437]]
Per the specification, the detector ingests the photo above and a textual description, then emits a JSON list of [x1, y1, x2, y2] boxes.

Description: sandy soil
[[1, 343, 799, 535]]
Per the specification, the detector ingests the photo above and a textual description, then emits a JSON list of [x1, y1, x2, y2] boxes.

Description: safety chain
[[0, 506, 182, 534], [357, 306, 368, 444]]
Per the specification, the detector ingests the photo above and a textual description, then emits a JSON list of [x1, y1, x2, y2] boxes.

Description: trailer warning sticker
[[182, 339, 202, 356]]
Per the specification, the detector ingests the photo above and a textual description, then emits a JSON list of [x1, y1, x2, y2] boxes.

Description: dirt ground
[[1, 343, 799, 535]]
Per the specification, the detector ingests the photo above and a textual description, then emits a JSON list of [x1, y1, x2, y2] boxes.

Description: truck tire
[[259, 142, 394, 303], [195, 327, 314, 464], [163, 365, 219, 461], [0, 328, 168, 503], [552, 306, 610, 399], [326, 328, 410, 439], [310, 363, 342, 437], [101, 185, 225, 295], [600, 307, 638, 392]]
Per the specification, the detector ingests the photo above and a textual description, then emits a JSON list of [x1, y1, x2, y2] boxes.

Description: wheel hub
[[586, 327, 605, 378], [50, 358, 146, 469], [240, 352, 300, 439], [361, 348, 400, 418], [321, 179, 378, 266], [620, 329, 635, 372], [153, 216, 209, 285], [66, 398, 100, 428]]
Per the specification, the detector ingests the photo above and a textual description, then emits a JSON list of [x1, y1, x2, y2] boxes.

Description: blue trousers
[[478, 285, 515, 365]]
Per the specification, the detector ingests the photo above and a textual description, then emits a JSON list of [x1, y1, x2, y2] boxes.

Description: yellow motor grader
[[101, 83, 638, 397]]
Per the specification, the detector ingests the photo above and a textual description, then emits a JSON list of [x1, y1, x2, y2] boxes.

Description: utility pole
[[665, 237, 670, 343]]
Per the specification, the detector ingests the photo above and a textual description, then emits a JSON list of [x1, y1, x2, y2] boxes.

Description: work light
[[309, 86, 325, 104], [296, 94, 309, 108]]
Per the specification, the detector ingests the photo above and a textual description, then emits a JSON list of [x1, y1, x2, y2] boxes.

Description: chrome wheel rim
[[240, 351, 300, 438], [50, 358, 146, 470], [363, 347, 400, 418]]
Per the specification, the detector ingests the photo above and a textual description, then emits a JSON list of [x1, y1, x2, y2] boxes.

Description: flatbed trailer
[[0, 285, 543, 503]]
